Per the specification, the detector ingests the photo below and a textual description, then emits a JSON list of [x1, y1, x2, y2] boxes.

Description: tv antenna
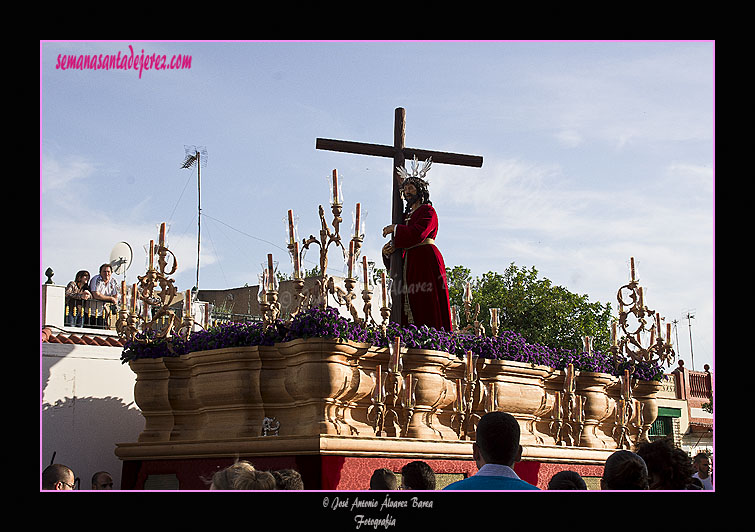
[[109, 241, 133, 283], [684, 309, 696, 370], [180, 145, 207, 293]]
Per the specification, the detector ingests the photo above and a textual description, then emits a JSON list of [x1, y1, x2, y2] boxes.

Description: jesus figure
[[382, 165, 453, 332]]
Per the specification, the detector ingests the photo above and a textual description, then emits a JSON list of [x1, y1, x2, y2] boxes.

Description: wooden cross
[[316, 107, 483, 323]]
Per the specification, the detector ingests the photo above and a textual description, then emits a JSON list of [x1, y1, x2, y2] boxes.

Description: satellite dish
[[110, 241, 133, 277]]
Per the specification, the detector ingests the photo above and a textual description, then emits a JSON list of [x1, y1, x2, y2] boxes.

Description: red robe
[[388, 204, 453, 332]]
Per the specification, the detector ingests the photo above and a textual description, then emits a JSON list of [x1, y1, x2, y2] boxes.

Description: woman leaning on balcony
[[65, 270, 92, 327]]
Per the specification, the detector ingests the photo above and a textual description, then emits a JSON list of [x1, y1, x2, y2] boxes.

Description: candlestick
[[131, 284, 137, 313], [159, 222, 166, 247], [638, 286, 644, 308], [630, 257, 636, 281], [287, 209, 295, 246], [184, 289, 192, 316], [464, 282, 472, 303], [149, 240, 154, 269], [611, 321, 617, 346], [354, 202, 361, 238], [121, 280, 126, 307], [666, 323, 671, 344], [362, 255, 369, 290]]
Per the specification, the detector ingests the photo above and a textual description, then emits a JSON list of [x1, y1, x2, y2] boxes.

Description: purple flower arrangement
[[121, 306, 663, 381]]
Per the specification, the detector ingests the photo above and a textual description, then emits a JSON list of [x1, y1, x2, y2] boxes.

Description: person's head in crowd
[[473, 411, 522, 468], [91, 471, 114, 490], [400, 461, 436, 490], [601, 450, 648, 490], [693, 452, 712, 479], [370, 468, 398, 490], [636, 437, 697, 490], [272, 469, 304, 490], [233, 470, 276, 490], [210, 460, 256, 490], [547, 470, 587, 490], [42, 464, 76, 490]]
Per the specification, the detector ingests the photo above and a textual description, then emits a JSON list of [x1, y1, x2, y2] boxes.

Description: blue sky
[[40, 41, 714, 371]]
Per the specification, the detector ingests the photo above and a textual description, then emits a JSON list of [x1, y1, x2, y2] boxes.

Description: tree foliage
[[447, 263, 613, 354]]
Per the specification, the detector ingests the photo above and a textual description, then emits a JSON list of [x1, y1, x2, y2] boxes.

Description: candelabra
[[367, 337, 411, 437], [550, 364, 585, 447], [452, 351, 480, 440], [258, 264, 281, 326], [453, 282, 485, 336], [613, 368, 636, 449], [284, 171, 383, 326], [611, 257, 676, 371], [116, 223, 203, 344]]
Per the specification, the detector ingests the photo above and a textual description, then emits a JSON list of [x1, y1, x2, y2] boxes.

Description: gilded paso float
[[122, 332, 662, 451]]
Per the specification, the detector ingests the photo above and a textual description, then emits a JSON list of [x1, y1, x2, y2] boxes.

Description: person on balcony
[[89, 263, 120, 327], [65, 270, 91, 327]]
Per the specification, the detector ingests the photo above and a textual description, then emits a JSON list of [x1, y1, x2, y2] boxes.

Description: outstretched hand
[[382, 224, 395, 238]]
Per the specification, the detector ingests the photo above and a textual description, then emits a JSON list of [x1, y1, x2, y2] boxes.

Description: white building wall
[[41, 342, 143, 490]]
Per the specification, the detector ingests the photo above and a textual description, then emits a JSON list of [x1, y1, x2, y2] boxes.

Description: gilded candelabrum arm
[[361, 288, 374, 326]]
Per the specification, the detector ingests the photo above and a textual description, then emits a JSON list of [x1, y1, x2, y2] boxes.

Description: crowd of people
[[64, 263, 121, 328], [42, 412, 713, 491], [41, 465, 114, 491]]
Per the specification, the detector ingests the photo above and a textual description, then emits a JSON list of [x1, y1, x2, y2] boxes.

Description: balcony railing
[[64, 298, 117, 330]]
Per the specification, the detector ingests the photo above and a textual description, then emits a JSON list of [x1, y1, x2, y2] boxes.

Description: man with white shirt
[[89, 263, 120, 327], [443, 411, 540, 490], [692, 453, 713, 490]]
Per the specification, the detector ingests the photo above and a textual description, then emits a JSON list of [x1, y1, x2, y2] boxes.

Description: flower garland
[[120, 306, 663, 381]]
